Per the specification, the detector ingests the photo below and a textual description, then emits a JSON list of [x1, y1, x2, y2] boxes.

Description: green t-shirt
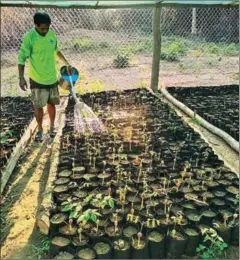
[[18, 28, 59, 85]]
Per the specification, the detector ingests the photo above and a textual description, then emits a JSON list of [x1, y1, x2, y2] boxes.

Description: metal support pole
[[151, 6, 161, 92]]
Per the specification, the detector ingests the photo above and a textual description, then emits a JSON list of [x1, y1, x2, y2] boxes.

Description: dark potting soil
[[53, 251, 74, 259], [0, 96, 34, 169], [50, 88, 239, 259], [167, 85, 239, 141]]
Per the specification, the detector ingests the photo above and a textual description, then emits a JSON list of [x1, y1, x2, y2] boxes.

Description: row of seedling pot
[[49, 89, 239, 259], [0, 96, 34, 168], [49, 194, 239, 259], [167, 85, 239, 141]]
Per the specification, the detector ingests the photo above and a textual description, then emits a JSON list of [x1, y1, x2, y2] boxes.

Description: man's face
[[35, 23, 50, 36]]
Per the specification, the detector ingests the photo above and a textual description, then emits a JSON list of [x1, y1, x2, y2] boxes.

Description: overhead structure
[[1, 0, 238, 92], [1, 0, 238, 8]]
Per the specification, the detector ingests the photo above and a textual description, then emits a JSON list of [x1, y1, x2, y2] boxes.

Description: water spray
[[59, 66, 105, 134]]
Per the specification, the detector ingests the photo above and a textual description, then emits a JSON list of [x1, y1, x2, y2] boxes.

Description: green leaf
[[96, 194, 102, 199], [85, 194, 93, 202], [75, 205, 82, 212], [203, 236, 210, 242], [100, 201, 107, 208], [199, 244, 206, 250], [218, 236, 224, 242], [91, 199, 98, 206], [222, 243, 228, 248], [77, 215, 84, 223], [62, 204, 72, 212], [83, 215, 90, 222], [109, 199, 115, 209], [61, 201, 69, 205], [94, 211, 102, 216], [202, 252, 210, 259], [91, 214, 97, 222], [69, 210, 78, 219]]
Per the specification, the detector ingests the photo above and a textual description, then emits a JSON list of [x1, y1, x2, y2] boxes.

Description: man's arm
[[56, 51, 70, 65], [18, 64, 27, 91], [56, 51, 72, 74], [18, 33, 31, 91]]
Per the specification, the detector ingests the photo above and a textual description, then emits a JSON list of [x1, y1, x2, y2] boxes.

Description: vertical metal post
[[191, 8, 197, 34], [151, 6, 161, 92]]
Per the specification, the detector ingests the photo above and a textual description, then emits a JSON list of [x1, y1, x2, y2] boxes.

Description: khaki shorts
[[30, 79, 60, 108]]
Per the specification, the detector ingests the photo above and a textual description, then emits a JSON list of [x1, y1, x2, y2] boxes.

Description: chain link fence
[[1, 7, 239, 96]]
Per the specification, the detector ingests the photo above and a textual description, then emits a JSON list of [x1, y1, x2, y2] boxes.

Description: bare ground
[[1, 53, 238, 96]]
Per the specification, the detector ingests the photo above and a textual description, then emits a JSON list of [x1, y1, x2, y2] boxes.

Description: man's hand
[[66, 64, 73, 75], [19, 77, 28, 91]]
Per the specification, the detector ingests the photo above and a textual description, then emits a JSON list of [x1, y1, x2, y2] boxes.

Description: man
[[18, 11, 72, 141]]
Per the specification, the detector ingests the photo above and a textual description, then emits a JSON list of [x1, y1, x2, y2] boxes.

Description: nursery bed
[[0, 96, 36, 193], [0, 96, 34, 169], [167, 85, 239, 141], [41, 88, 239, 259]]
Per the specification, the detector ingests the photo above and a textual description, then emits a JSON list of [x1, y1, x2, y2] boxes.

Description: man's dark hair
[[33, 12, 51, 26]]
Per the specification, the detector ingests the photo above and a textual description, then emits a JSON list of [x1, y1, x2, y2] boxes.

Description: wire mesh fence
[[1, 7, 239, 96]]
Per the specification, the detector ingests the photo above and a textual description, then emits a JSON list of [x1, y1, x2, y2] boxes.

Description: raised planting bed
[[0, 96, 34, 169], [167, 85, 239, 141], [46, 89, 239, 259]]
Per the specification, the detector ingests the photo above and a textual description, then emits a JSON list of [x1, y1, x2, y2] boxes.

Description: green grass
[[119, 39, 152, 54], [231, 72, 239, 81], [61, 37, 111, 53], [189, 118, 201, 126], [161, 41, 187, 62], [60, 34, 237, 60], [31, 237, 50, 259], [161, 36, 238, 61]]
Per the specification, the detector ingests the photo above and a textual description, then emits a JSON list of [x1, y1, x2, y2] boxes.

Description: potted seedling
[[111, 129, 119, 147], [147, 227, 165, 259], [143, 218, 160, 235], [131, 222, 149, 259], [50, 212, 68, 234], [116, 186, 129, 211], [213, 215, 232, 243], [126, 203, 140, 224], [167, 227, 187, 259], [184, 227, 200, 257], [90, 193, 115, 217], [77, 245, 96, 260], [73, 221, 89, 247], [196, 228, 228, 259], [113, 236, 131, 259], [106, 213, 122, 238], [77, 208, 104, 242], [93, 238, 113, 259], [229, 213, 239, 245], [202, 149, 211, 166], [137, 160, 143, 183], [123, 209, 140, 238]]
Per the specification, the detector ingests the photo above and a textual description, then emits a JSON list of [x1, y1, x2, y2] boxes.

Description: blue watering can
[[59, 65, 79, 91]]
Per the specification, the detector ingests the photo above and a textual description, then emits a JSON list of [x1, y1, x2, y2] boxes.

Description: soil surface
[[1, 54, 238, 96]]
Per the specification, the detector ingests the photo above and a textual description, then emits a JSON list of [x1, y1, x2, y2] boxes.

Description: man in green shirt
[[18, 11, 72, 141]]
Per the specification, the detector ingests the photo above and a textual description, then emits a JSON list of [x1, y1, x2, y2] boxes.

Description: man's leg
[[48, 86, 60, 137], [47, 103, 56, 129], [31, 87, 48, 141], [35, 107, 44, 131]]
